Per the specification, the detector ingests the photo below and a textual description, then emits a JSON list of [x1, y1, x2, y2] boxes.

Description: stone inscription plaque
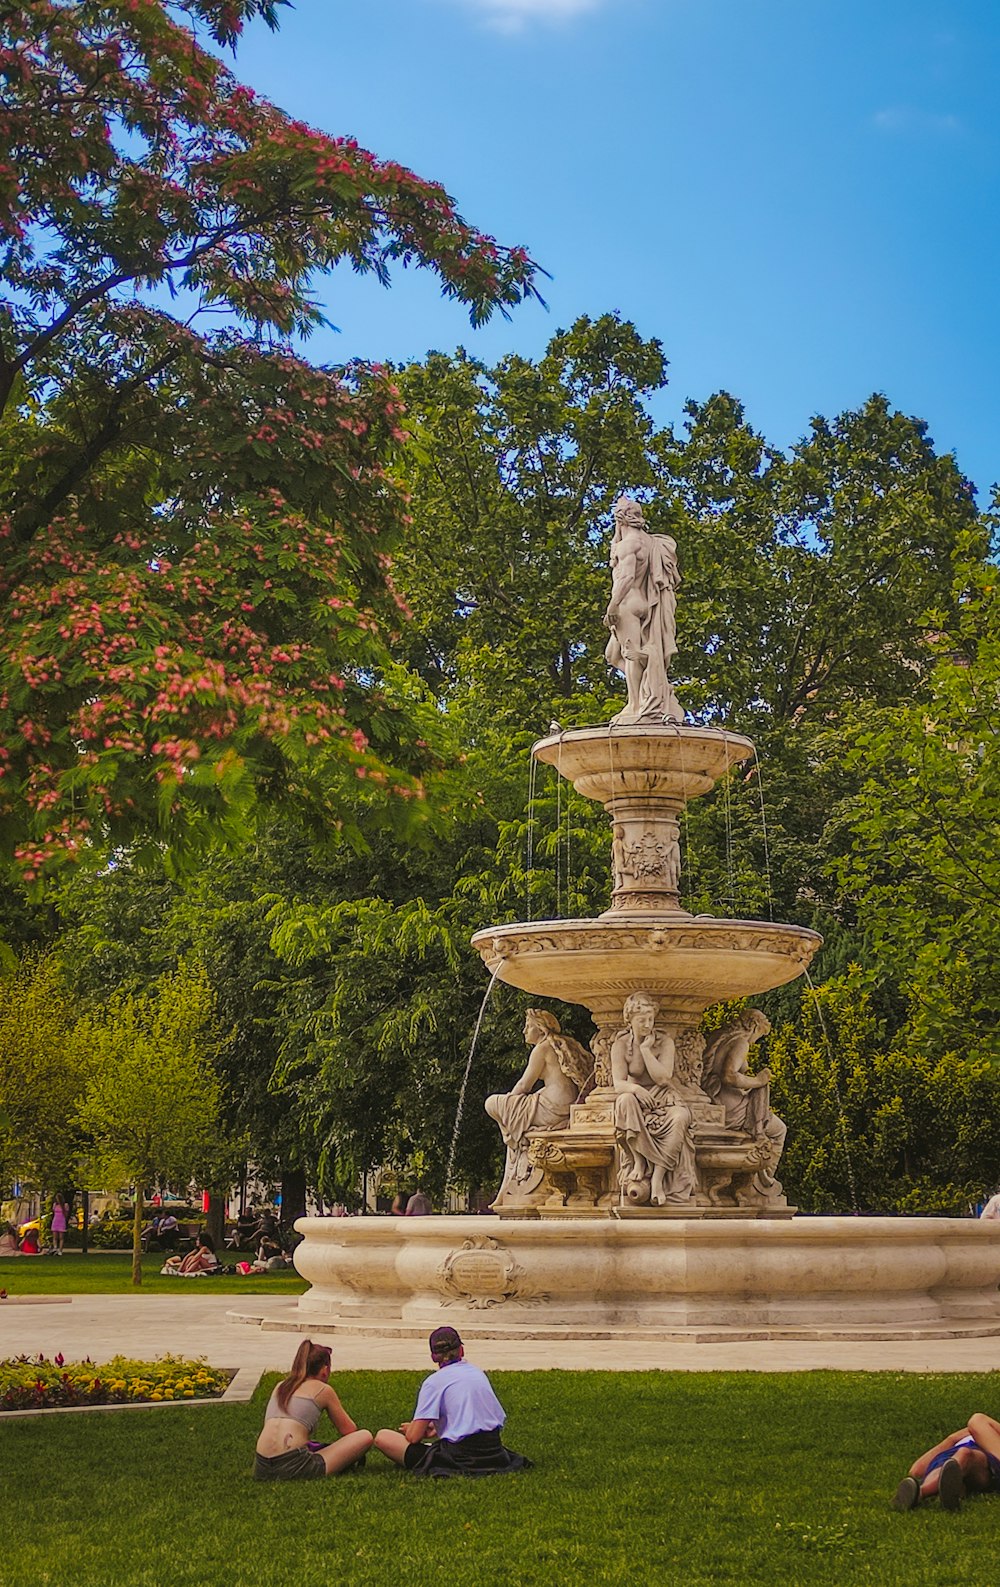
[[448, 1250, 508, 1295], [436, 1235, 545, 1310]]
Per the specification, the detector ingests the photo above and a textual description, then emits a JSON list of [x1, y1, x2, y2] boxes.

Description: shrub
[[0, 1354, 230, 1411], [85, 1221, 135, 1250]]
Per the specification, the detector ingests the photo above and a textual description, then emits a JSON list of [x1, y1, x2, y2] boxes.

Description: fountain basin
[[291, 1215, 1000, 1340], [472, 917, 822, 1015], [532, 723, 754, 805]]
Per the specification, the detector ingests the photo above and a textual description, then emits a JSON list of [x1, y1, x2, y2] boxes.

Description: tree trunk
[[131, 1189, 143, 1287], [205, 1191, 226, 1250], [81, 1190, 90, 1256], [279, 1167, 307, 1228]]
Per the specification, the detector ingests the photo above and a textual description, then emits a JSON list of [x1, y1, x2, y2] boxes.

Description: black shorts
[[403, 1430, 532, 1479], [253, 1446, 326, 1482]]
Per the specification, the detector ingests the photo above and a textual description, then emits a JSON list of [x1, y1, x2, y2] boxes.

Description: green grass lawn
[[2, 1370, 999, 1587], [0, 1250, 306, 1295]]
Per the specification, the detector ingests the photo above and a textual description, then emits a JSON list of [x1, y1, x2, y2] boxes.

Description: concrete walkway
[[4, 1294, 1000, 1373]]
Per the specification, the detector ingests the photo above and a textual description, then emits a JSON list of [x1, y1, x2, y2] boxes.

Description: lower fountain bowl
[[471, 916, 822, 1012], [285, 1215, 1000, 1342]]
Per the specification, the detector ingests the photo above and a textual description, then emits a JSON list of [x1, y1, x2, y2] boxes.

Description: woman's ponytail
[[276, 1339, 332, 1412]]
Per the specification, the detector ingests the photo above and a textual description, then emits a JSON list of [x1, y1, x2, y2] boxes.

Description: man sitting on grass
[[374, 1327, 531, 1478], [893, 1412, 1000, 1511]]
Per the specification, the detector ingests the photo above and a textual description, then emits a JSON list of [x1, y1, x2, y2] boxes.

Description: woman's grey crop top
[[264, 1386, 322, 1433]]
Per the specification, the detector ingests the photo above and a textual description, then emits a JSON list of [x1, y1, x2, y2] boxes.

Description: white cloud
[[872, 106, 964, 137], [445, 0, 604, 34]]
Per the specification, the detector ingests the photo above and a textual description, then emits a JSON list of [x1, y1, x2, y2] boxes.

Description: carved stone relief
[[436, 1235, 547, 1309]]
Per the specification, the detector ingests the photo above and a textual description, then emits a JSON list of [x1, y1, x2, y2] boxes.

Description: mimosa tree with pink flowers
[[0, 0, 541, 885]]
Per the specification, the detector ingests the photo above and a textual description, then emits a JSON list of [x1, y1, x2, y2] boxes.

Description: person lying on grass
[[893, 1413, 1000, 1511], [373, 1326, 532, 1478], [254, 1340, 372, 1481]]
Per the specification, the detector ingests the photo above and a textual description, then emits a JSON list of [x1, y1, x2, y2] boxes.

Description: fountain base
[[289, 1214, 1000, 1341]]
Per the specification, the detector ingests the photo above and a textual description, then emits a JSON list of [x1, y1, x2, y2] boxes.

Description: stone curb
[[226, 1303, 1000, 1345], [0, 1364, 263, 1420], [0, 1296, 73, 1307]]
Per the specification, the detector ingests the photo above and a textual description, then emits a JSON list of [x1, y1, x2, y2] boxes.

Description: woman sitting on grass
[[161, 1231, 218, 1276], [893, 1413, 1000, 1511], [254, 1340, 373, 1481]]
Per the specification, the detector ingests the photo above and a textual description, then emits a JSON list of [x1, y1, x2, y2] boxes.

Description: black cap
[[429, 1325, 463, 1356]]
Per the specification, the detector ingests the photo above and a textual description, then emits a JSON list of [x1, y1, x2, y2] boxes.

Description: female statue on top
[[603, 496, 683, 725]]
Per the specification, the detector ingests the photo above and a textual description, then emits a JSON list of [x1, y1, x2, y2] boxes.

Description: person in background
[[249, 1207, 284, 1263], [156, 1212, 180, 1250], [390, 1193, 407, 1216], [140, 1213, 162, 1250], [176, 1225, 219, 1275], [979, 1189, 1000, 1220], [893, 1413, 1000, 1511], [50, 1195, 68, 1255], [254, 1340, 373, 1481], [18, 1226, 40, 1255], [235, 1210, 257, 1248], [0, 1222, 19, 1256], [374, 1326, 531, 1478], [163, 1230, 218, 1275], [405, 1187, 432, 1216]]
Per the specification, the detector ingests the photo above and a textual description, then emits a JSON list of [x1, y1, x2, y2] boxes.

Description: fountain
[[289, 497, 1000, 1340]]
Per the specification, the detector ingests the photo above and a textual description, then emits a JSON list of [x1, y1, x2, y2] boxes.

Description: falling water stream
[[721, 728, 736, 913], [555, 755, 563, 917], [802, 966, 860, 1214], [750, 745, 775, 922], [525, 753, 538, 923], [445, 963, 504, 1191]]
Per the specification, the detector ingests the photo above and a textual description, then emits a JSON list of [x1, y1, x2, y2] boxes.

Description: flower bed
[[0, 1354, 230, 1412]]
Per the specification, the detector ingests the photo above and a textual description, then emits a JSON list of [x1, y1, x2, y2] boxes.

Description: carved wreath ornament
[[436, 1235, 545, 1311], [620, 833, 679, 883]]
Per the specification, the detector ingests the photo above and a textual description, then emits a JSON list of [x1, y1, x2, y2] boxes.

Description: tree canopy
[[0, 0, 541, 884]]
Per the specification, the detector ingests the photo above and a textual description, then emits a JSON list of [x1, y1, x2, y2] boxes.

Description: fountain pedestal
[[491, 1088, 793, 1219]]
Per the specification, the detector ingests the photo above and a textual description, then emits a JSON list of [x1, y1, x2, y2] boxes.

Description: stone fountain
[[290, 497, 1000, 1340]]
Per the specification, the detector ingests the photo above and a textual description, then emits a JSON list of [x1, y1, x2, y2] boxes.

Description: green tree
[[392, 314, 666, 720], [0, 0, 540, 883], [0, 953, 87, 1196], [667, 392, 988, 922], [831, 557, 1000, 1062], [75, 965, 225, 1282], [767, 970, 1000, 1213]]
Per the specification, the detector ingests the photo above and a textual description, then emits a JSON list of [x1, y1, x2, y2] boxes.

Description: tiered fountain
[[291, 499, 1000, 1340]]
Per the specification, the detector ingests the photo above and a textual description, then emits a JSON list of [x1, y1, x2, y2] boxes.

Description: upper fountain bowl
[[532, 723, 755, 807]]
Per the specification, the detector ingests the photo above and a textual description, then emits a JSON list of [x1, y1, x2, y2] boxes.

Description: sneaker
[[938, 1458, 965, 1512], [892, 1476, 920, 1511]]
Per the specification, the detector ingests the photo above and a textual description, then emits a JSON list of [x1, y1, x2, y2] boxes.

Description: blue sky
[[235, 0, 1000, 494]]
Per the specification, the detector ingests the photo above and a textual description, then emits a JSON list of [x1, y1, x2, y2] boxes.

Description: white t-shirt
[[412, 1360, 506, 1442], [980, 1194, 1000, 1220]]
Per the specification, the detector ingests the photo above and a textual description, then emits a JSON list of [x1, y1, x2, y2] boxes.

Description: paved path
[[4, 1294, 1000, 1373]]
